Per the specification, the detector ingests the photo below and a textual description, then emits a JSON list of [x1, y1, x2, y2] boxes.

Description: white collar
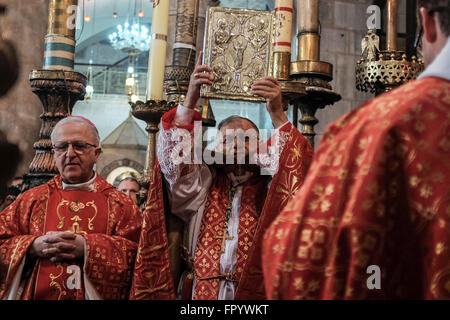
[[418, 36, 450, 81], [62, 172, 97, 192]]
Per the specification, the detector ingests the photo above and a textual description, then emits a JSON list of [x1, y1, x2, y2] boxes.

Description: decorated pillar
[[44, 0, 77, 70], [24, 0, 86, 190], [164, 0, 199, 104]]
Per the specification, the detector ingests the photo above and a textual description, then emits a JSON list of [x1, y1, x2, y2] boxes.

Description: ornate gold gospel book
[[201, 7, 275, 102]]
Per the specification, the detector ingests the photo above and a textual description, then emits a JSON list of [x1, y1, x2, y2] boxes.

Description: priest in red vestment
[[262, 2, 450, 299], [130, 53, 313, 300], [0, 116, 142, 300]]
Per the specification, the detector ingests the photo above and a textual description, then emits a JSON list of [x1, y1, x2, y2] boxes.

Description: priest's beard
[[212, 151, 259, 176]]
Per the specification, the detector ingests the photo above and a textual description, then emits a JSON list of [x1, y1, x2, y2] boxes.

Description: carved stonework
[[175, 0, 198, 46], [201, 7, 274, 102], [24, 70, 86, 189]]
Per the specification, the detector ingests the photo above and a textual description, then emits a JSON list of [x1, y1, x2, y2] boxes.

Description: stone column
[[165, 0, 200, 103], [24, 0, 86, 189]]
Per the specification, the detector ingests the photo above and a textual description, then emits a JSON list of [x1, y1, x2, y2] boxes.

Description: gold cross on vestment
[[214, 227, 234, 253]]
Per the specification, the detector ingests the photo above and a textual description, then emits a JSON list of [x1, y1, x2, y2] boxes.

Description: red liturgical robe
[[262, 77, 450, 299], [0, 175, 142, 300], [130, 107, 313, 300]]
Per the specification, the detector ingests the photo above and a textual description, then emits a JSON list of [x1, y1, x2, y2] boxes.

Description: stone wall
[[311, 0, 374, 147], [312, 0, 408, 147], [0, 0, 48, 176]]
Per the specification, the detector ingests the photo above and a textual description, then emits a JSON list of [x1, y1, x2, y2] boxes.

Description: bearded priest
[[130, 53, 313, 300], [262, 1, 450, 300], [0, 116, 142, 300]]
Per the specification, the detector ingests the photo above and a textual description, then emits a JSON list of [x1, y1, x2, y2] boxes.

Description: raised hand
[[183, 51, 214, 109], [251, 76, 288, 128]]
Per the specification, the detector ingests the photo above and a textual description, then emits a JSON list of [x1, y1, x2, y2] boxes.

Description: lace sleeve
[[255, 127, 292, 176], [157, 126, 195, 188]]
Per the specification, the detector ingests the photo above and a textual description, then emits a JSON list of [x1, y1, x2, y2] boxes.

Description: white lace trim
[[255, 128, 291, 176], [157, 126, 194, 187]]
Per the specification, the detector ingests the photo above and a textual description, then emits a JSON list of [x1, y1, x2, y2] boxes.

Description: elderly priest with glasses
[[0, 116, 142, 300]]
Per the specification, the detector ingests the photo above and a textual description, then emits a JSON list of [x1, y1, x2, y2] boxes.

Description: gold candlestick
[[131, 100, 176, 203], [290, 0, 340, 148], [386, 0, 398, 52]]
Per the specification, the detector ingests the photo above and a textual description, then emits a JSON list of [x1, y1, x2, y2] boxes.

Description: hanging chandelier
[[108, 22, 151, 54]]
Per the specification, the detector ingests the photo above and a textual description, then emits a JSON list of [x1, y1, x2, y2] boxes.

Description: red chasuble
[[193, 173, 266, 300], [130, 107, 313, 300], [262, 77, 450, 299], [0, 175, 142, 300]]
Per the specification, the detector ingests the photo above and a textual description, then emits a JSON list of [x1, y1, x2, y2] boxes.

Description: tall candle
[[297, 0, 319, 32], [297, 0, 320, 61], [146, 0, 170, 101], [274, 0, 293, 54], [273, 0, 293, 79], [386, 0, 398, 51]]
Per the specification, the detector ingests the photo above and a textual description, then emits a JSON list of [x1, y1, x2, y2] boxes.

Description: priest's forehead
[[51, 118, 100, 145], [218, 116, 259, 133]]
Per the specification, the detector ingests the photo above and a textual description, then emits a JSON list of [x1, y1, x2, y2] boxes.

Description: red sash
[[193, 173, 266, 299], [34, 190, 108, 300]]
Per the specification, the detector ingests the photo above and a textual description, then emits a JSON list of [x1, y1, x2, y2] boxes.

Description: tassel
[[181, 272, 194, 300]]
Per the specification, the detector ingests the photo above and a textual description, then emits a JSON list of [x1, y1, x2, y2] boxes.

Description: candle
[[274, 0, 293, 54], [386, 0, 398, 51], [297, 0, 320, 61], [146, 0, 170, 101], [297, 0, 319, 32], [273, 0, 293, 79], [44, 0, 78, 71]]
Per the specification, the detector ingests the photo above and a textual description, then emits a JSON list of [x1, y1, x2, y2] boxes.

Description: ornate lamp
[[356, 0, 424, 95]]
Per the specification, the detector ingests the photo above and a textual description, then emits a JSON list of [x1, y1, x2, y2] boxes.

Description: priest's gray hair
[[218, 115, 260, 134], [51, 117, 101, 146]]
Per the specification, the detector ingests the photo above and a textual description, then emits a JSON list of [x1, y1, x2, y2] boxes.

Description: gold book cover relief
[[201, 7, 275, 102]]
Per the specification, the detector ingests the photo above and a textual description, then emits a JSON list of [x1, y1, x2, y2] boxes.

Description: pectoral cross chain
[[214, 225, 234, 254], [215, 184, 237, 253]]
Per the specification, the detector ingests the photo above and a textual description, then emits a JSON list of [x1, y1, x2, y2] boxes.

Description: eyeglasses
[[415, 7, 448, 51], [53, 141, 97, 154]]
